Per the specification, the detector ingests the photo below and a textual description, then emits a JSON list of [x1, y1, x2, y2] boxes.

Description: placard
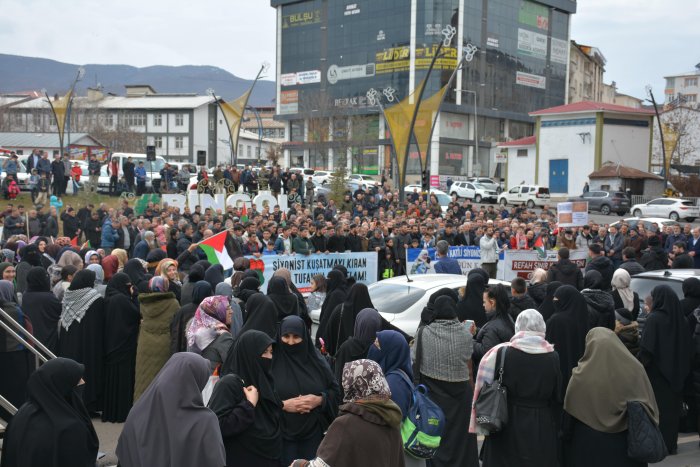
[[516, 71, 547, 90], [557, 201, 588, 227], [518, 28, 548, 59]]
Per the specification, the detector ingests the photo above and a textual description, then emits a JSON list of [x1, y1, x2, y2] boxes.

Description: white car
[[348, 173, 380, 190], [609, 217, 679, 232], [309, 274, 510, 337], [403, 185, 452, 213], [449, 181, 498, 203], [0, 156, 30, 190], [467, 177, 501, 193], [630, 198, 699, 222], [498, 184, 551, 208], [311, 170, 333, 185]]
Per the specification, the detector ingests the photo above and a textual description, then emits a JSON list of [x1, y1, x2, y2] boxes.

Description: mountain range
[[0, 54, 276, 105]]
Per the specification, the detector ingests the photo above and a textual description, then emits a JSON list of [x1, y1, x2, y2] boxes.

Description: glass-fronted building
[[271, 0, 577, 186]]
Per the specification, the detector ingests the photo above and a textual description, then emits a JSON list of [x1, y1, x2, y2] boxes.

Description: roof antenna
[[404, 245, 413, 282]]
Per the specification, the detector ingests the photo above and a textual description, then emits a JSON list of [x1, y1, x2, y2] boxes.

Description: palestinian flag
[[240, 204, 249, 223], [533, 234, 546, 259], [199, 231, 234, 271]]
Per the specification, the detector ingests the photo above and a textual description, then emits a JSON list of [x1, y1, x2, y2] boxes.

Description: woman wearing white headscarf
[[610, 269, 641, 354], [86, 263, 107, 297], [471, 309, 561, 467]]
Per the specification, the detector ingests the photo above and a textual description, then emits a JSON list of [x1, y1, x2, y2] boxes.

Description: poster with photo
[[557, 202, 588, 227]]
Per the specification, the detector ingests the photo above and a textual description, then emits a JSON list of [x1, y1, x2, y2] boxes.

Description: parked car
[[566, 191, 630, 216], [609, 217, 679, 232], [467, 177, 502, 194], [403, 185, 452, 213], [309, 274, 510, 337], [289, 167, 315, 178], [311, 170, 333, 185], [450, 181, 498, 203], [348, 173, 380, 190], [630, 197, 699, 222], [498, 184, 551, 208], [313, 180, 362, 201], [630, 269, 700, 308], [0, 156, 30, 190]]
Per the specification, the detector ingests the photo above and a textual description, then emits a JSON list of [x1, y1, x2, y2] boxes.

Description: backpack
[[391, 369, 445, 460]]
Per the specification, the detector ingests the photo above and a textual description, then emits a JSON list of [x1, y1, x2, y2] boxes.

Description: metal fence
[[630, 195, 700, 207]]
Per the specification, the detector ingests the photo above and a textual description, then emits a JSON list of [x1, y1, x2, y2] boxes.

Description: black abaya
[[564, 416, 645, 467], [316, 270, 347, 346], [0, 298, 34, 417], [21, 267, 62, 353], [456, 273, 487, 326], [102, 273, 140, 423]]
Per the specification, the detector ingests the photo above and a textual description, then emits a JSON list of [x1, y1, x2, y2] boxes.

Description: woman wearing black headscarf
[[681, 277, 700, 336], [325, 283, 374, 356], [472, 284, 515, 369], [234, 276, 261, 317], [212, 330, 283, 467], [1, 358, 99, 467], [333, 308, 383, 387], [205, 264, 225, 291], [179, 261, 206, 306], [0, 280, 33, 420], [21, 266, 62, 353], [170, 280, 212, 354], [581, 270, 615, 330], [638, 285, 693, 454], [102, 273, 140, 423], [15, 244, 42, 294], [416, 295, 479, 467], [57, 269, 105, 413], [538, 281, 562, 322], [123, 258, 150, 294], [456, 271, 487, 326], [237, 293, 278, 339], [419, 287, 460, 328], [117, 353, 226, 467], [273, 316, 340, 466], [266, 276, 299, 321], [545, 285, 589, 400], [316, 269, 348, 347]]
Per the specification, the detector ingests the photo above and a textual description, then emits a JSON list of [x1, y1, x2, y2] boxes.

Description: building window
[[175, 137, 184, 149], [175, 114, 184, 126], [154, 114, 163, 126], [12, 113, 23, 125], [684, 77, 698, 87], [247, 146, 252, 158], [104, 114, 114, 126], [154, 137, 163, 148], [125, 113, 146, 126], [686, 94, 697, 103], [517, 149, 528, 158]]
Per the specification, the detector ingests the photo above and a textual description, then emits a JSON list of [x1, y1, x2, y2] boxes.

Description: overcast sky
[[1, 0, 698, 100]]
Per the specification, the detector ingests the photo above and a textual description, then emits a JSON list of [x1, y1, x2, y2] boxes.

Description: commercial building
[[271, 0, 576, 182], [0, 86, 278, 167], [498, 101, 654, 197]]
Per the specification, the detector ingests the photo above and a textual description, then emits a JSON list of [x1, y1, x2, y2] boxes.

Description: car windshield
[[362, 175, 376, 180], [433, 193, 451, 206], [630, 277, 684, 302], [474, 183, 487, 190], [369, 284, 426, 315]]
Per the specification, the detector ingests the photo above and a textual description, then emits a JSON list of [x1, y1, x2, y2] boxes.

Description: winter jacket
[[134, 291, 179, 400], [472, 312, 515, 366], [585, 255, 614, 291], [619, 259, 645, 277], [100, 218, 120, 248], [527, 282, 547, 307], [640, 247, 667, 271], [581, 288, 615, 330], [508, 294, 538, 320], [547, 258, 584, 290]]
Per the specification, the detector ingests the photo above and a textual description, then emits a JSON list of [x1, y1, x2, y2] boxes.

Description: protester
[[333, 308, 383, 388], [581, 270, 616, 330], [170, 280, 212, 354], [472, 284, 515, 368], [1, 358, 99, 467], [456, 269, 488, 326], [186, 295, 234, 369], [116, 353, 226, 467], [21, 266, 62, 353], [324, 282, 375, 356], [564, 327, 659, 466], [316, 269, 348, 347]]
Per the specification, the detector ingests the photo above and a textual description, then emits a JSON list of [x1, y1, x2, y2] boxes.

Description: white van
[[98, 153, 167, 192]]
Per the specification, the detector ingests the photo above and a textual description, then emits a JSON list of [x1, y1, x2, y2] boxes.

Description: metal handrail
[[0, 394, 17, 416], [0, 307, 56, 363]]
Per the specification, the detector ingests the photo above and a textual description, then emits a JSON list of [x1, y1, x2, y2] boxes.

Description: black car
[[567, 191, 630, 216]]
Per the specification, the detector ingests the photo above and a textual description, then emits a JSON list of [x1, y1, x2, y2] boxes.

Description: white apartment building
[[665, 65, 700, 106]]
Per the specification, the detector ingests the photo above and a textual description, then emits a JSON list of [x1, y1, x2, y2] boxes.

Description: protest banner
[[557, 201, 588, 227], [503, 248, 588, 281], [250, 252, 378, 294], [407, 246, 506, 277]]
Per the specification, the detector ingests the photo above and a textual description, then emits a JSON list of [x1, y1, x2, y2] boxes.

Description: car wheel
[[500, 198, 507, 207], [600, 204, 611, 215], [633, 209, 642, 217], [527, 199, 535, 209], [686, 218, 696, 222], [669, 211, 679, 221], [475, 194, 482, 203]]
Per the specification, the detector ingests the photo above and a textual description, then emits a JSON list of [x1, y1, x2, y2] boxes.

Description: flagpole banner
[[503, 249, 587, 281], [252, 252, 378, 294], [407, 246, 506, 278], [557, 202, 588, 227]]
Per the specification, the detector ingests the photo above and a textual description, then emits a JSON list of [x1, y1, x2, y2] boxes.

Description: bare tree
[[653, 106, 700, 168], [265, 143, 282, 167]]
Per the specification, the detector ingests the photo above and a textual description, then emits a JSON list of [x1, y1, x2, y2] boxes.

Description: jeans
[[72, 179, 80, 195], [137, 180, 146, 195], [109, 176, 118, 195], [89, 175, 99, 193]]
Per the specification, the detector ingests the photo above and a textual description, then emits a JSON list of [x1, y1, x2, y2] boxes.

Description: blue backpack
[[391, 370, 445, 460]]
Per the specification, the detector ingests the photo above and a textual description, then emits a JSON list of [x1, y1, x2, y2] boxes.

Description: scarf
[[186, 296, 230, 351], [469, 330, 554, 435], [61, 287, 101, 331], [611, 269, 634, 312]]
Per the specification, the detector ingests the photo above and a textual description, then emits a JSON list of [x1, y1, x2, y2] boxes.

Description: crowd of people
[[0, 164, 698, 466]]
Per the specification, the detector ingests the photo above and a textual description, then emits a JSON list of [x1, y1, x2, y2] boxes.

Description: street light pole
[[645, 85, 667, 192], [454, 89, 478, 176]]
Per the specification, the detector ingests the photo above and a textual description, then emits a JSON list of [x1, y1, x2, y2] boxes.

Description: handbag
[[474, 347, 508, 434], [626, 400, 667, 463], [201, 364, 221, 405]]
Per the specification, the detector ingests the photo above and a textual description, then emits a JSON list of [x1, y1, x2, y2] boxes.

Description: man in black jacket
[[619, 247, 645, 276], [346, 224, 363, 252], [585, 243, 614, 290], [123, 157, 136, 192], [51, 154, 66, 196], [61, 207, 81, 240], [508, 277, 538, 319], [669, 241, 694, 269], [83, 211, 102, 248], [327, 225, 349, 252], [42, 207, 59, 238], [547, 247, 584, 290], [176, 224, 197, 271], [640, 236, 668, 271], [310, 224, 328, 253]]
